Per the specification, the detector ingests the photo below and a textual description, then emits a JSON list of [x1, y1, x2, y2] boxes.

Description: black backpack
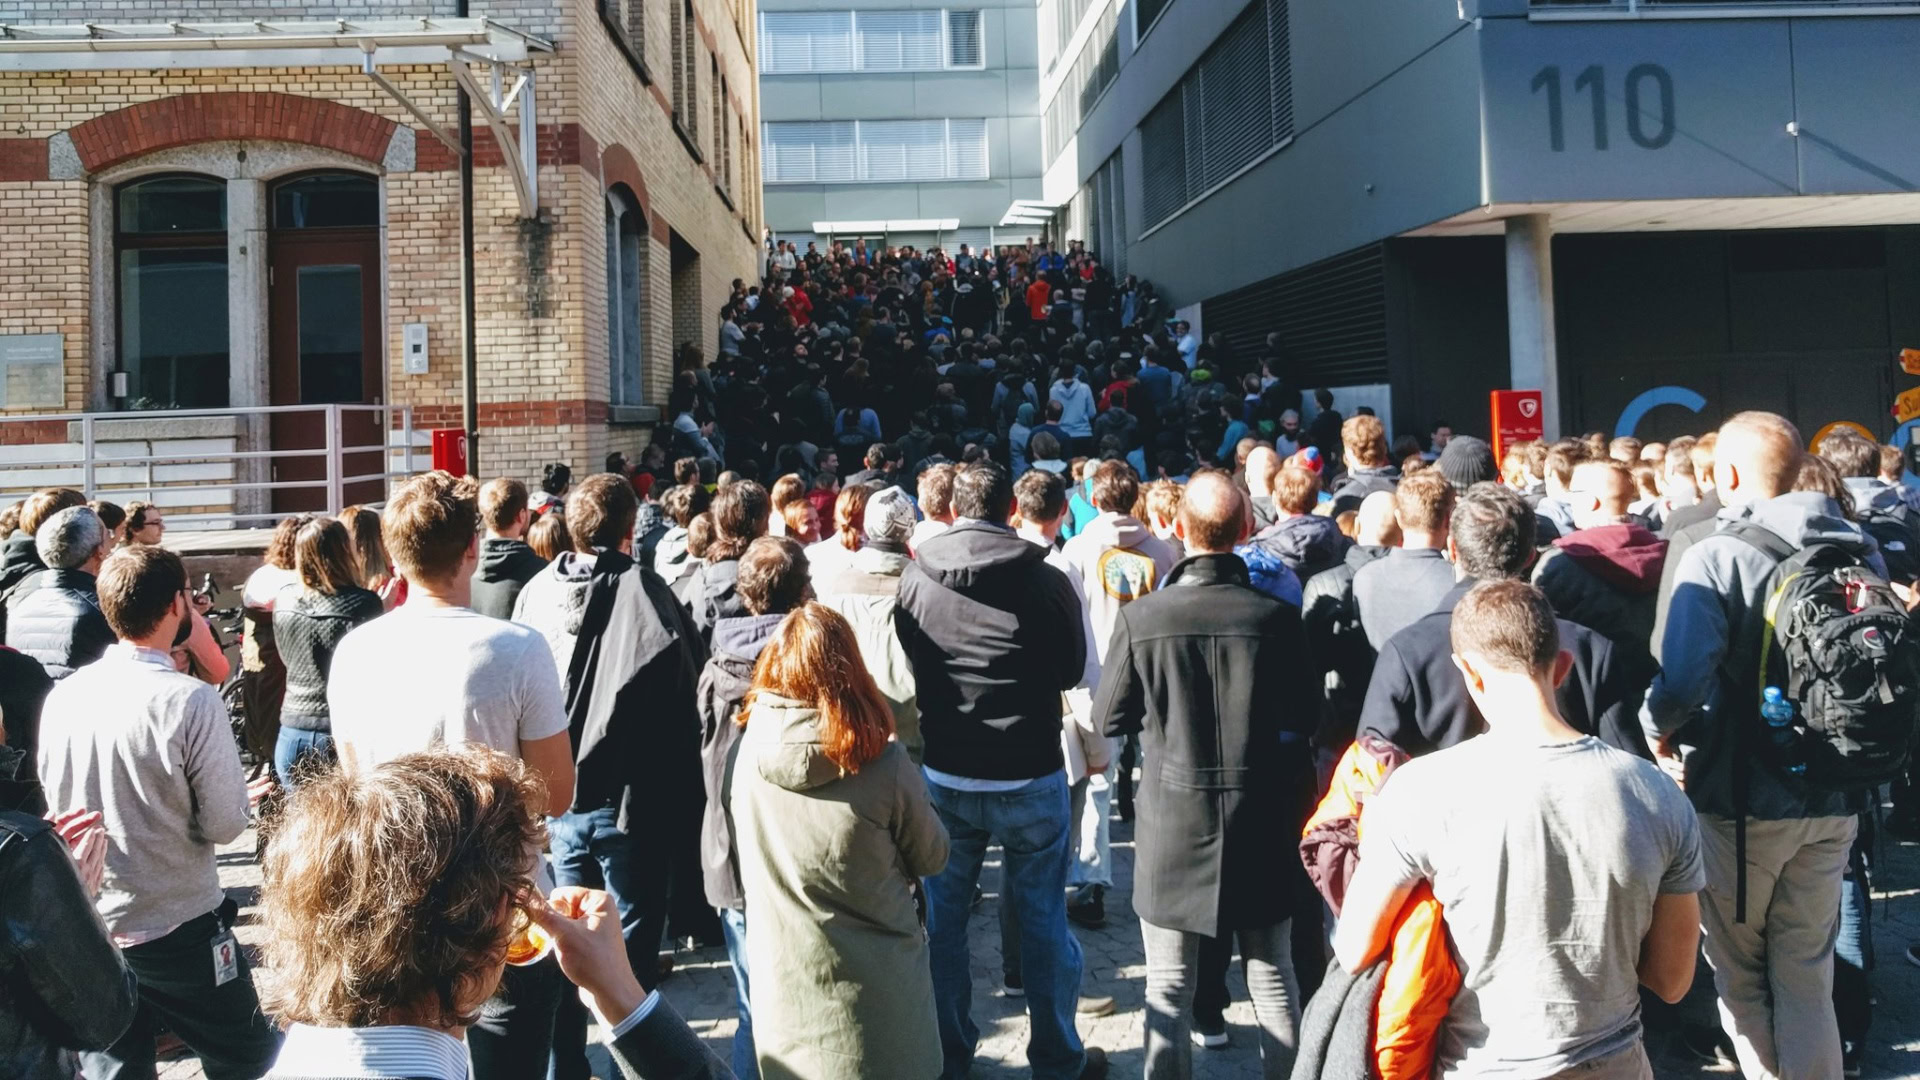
[[1729, 522, 1920, 793], [1857, 501, 1920, 585]]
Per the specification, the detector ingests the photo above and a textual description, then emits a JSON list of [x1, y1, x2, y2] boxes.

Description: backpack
[[1857, 502, 1920, 585], [1729, 521, 1920, 794]]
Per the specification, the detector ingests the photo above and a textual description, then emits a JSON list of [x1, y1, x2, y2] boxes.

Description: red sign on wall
[[1491, 389, 1545, 468]]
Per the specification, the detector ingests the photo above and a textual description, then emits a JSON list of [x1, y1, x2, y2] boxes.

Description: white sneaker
[[1192, 1024, 1229, 1049]]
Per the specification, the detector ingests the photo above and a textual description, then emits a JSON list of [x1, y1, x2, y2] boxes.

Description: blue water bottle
[[1761, 687, 1806, 775]]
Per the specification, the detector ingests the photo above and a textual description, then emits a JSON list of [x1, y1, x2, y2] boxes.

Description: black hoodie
[[469, 537, 547, 621], [894, 521, 1086, 781]]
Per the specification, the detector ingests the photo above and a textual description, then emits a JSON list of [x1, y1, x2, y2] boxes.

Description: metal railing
[[0, 403, 420, 528]]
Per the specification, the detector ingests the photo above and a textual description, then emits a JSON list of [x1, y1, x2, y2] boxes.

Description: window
[[759, 10, 984, 73], [1138, 0, 1293, 230], [712, 58, 725, 172], [272, 172, 377, 230], [1041, 4, 1118, 166], [606, 188, 645, 407], [1083, 149, 1124, 273], [946, 10, 982, 67], [1135, 0, 1174, 42], [116, 175, 230, 410], [763, 119, 987, 183], [599, 0, 645, 74]]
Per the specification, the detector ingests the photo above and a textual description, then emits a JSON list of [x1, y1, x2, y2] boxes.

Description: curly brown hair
[[258, 746, 547, 1029]]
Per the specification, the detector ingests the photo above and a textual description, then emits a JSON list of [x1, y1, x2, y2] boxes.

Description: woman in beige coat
[[730, 602, 950, 1080]]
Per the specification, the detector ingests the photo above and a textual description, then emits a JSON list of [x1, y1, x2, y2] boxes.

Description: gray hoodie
[[1643, 492, 1882, 820]]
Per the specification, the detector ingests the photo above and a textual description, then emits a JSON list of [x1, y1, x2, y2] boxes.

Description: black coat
[[0, 535, 45, 642], [565, 549, 708, 823], [470, 538, 547, 621], [3, 570, 111, 681], [1358, 579, 1653, 759], [895, 521, 1085, 781], [1095, 555, 1318, 936], [0, 811, 138, 1080], [1300, 544, 1389, 752]]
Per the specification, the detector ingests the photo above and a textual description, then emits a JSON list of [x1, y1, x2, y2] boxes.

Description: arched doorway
[[267, 171, 382, 511]]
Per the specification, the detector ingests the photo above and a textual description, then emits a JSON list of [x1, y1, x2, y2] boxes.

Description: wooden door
[[268, 230, 382, 513]]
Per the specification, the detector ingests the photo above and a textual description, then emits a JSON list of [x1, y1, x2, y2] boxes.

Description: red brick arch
[[599, 142, 652, 218], [66, 92, 399, 174]]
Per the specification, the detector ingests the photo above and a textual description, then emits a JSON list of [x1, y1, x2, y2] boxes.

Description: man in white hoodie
[[1048, 361, 1097, 458], [1056, 459, 1181, 927]]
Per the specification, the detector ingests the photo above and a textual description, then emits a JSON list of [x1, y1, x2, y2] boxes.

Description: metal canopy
[[0, 18, 552, 218], [999, 199, 1058, 227]]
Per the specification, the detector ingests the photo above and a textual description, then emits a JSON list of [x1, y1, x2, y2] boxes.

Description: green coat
[[731, 693, 949, 1080]]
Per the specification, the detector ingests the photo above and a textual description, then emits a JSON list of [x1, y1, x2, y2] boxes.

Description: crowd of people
[[1, 235, 1917, 1080]]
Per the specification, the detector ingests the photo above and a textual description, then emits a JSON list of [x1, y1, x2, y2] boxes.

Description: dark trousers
[[81, 912, 282, 1080], [470, 955, 569, 1080]]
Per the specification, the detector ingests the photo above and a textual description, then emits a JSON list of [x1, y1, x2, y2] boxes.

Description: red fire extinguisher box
[[430, 429, 468, 475]]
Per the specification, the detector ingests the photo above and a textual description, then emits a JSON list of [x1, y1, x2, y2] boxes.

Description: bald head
[[1717, 411, 1803, 508], [1569, 460, 1636, 528], [1355, 490, 1401, 547], [1245, 447, 1282, 498], [1177, 471, 1250, 555]]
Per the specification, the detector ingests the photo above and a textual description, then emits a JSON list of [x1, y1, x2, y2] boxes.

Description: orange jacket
[[1302, 738, 1461, 1080]]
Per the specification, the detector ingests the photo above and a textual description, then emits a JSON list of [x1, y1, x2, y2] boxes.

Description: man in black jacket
[[1096, 472, 1318, 1078], [1358, 483, 1651, 759], [894, 461, 1106, 1080], [469, 478, 547, 619], [4, 506, 114, 680]]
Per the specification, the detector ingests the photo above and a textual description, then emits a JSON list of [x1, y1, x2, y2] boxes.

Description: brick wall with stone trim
[[0, 0, 761, 493]]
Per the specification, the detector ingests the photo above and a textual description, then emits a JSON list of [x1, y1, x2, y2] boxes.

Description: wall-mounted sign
[[0, 333, 63, 409], [1492, 389, 1545, 466]]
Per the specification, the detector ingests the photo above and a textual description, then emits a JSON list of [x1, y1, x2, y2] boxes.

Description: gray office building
[[757, 0, 1043, 255], [1041, 0, 1920, 449]]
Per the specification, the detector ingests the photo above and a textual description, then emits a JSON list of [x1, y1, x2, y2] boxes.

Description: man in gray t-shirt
[[1335, 580, 1703, 1079]]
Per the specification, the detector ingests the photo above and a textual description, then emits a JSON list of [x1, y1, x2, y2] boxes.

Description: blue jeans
[[719, 907, 760, 1079], [1835, 809, 1874, 1056], [926, 770, 1085, 1080], [548, 805, 658, 983], [272, 726, 334, 789]]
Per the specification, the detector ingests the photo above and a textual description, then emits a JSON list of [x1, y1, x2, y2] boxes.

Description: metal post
[[326, 404, 345, 513], [81, 414, 95, 500], [402, 403, 415, 483], [457, 0, 480, 478]]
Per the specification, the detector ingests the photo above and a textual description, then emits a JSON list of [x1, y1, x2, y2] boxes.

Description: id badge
[[211, 930, 240, 987]]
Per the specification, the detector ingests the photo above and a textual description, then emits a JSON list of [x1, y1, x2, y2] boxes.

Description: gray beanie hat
[[864, 485, 918, 544]]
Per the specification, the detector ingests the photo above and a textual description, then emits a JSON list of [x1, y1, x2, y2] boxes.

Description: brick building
[[0, 0, 761, 513]]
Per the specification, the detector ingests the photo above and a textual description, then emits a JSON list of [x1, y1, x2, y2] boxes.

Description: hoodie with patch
[[1645, 492, 1882, 820], [1532, 522, 1667, 653], [895, 521, 1087, 780], [471, 537, 548, 621], [1057, 511, 1181, 679]]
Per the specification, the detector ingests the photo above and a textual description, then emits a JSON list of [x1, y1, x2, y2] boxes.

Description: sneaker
[[1077, 1046, 1109, 1080], [1192, 1018, 1229, 1049], [1002, 971, 1024, 998], [1078, 994, 1115, 1017], [1906, 942, 1920, 969], [1067, 886, 1106, 929]]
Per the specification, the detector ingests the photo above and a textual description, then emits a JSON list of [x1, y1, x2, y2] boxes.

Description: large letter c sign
[[1615, 386, 1707, 439]]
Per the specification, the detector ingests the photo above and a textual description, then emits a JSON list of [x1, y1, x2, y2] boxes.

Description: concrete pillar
[[1505, 213, 1560, 440], [228, 178, 271, 522]]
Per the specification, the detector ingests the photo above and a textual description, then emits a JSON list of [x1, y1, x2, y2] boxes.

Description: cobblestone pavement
[[171, 809, 1920, 1079]]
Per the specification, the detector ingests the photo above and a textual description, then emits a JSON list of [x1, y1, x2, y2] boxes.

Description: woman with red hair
[[730, 603, 949, 1080]]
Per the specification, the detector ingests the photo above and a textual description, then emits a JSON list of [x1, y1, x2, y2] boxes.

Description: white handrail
[[0, 403, 421, 527]]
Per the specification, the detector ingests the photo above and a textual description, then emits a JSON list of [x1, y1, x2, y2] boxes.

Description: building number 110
[[1531, 64, 1676, 151]]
